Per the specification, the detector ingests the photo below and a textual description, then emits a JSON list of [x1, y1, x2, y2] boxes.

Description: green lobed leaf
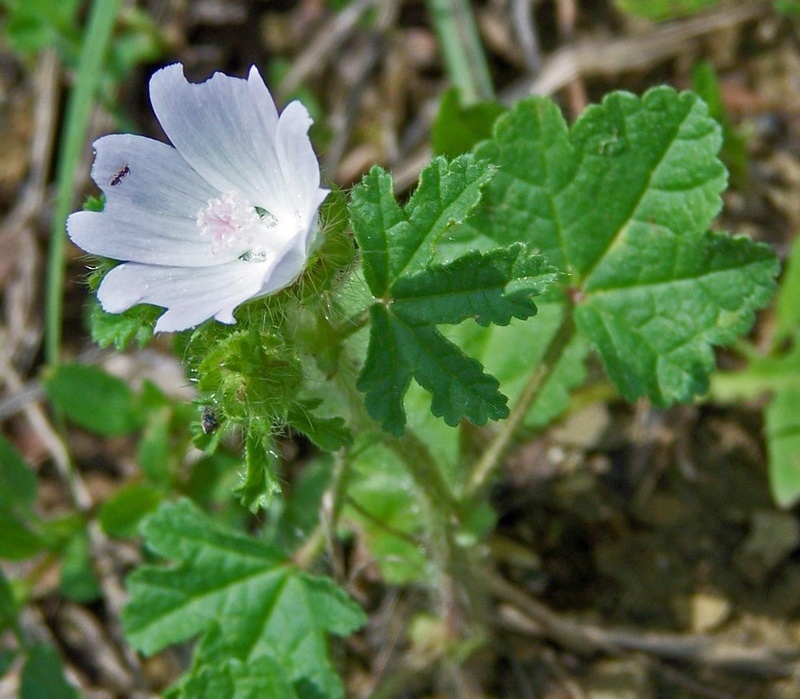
[[350, 155, 554, 433], [42, 363, 142, 436], [472, 87, 779, 406], [89, 301, 158, 349], [350, 155, 494, 297], [390, 244, 554, 327], [171, 656, 300, 699], [123, 499, 366, 697]]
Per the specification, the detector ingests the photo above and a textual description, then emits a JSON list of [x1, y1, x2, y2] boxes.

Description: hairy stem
[[466, 310, 577, 498]]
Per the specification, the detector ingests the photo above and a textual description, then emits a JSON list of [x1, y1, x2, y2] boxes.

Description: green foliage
[[773, 0, 800, 16], [20, 645, 80, 699], [613, 0, 722, 20], [0, 570, 18, 633], [170, 656, 301, 699], [196, 327, 303, 423], [236, 429, 281, 512], [90, 301, 159, 349], [42, 363, 142, 436], [350, 155, 556, 434], [471, 87, 778, 406], [2, 0, 162, 81], [432, 88, 506, 158], [774, 228, 800, 347], [98, 483, 163, 537], [60, 531, 101, 603], [286, 401, 352, 451], [451, 303, 589, 428], [711, 235, 800, 507], [123, 499, 366, 698], [691, 61, 748, 186], [2, 0, 80, 55], [0, 436, 46, 561], [766, 388, 800, 507]]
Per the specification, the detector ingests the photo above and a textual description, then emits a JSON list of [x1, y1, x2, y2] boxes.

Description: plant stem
[[466, 311, 577, 498], [45, 0, 124, 365], [388, 430, 462, 517], [426, 0, 494, 104]]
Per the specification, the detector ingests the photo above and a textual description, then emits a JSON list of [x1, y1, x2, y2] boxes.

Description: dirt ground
[[1, 1, 800, 697]]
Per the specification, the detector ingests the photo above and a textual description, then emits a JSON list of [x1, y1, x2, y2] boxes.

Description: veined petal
[[255, 235, 309, 296], [149, 64, 296, 215], [98, 261, 270, 332], [67, 134, 236, 266], [275, 101, 330, 219]]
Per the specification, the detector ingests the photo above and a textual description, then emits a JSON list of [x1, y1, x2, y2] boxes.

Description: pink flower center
[[197, 192, 262, 255]]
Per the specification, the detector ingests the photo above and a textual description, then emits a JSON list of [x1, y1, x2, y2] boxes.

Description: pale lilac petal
[[255, 237, 309, 296], [97, 261, 269, 332], [70, 62, 327, 333], [149, 64, 293, 214], [67, 134, 233, 266], [275, 101, 329, 217]]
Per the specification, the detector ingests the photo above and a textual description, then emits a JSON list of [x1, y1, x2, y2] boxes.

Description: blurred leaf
[[4, 0, 80, 56], [0, 512, 46, 560], [614, 0, 722, 20], [432, 88, 505, 158], [171, 656, 300, 699], [60, 531, 101, 603], [43, 363, 142, 436], [137, 405, 174, 484], [264, 458, 331, 552], [774, 234, 800, 348], [21, 645, 80, 699], [691, 61, 748, 186], [0, 649, 16, 678], [0, 569, 18, 632], [774, 0, 800, 15], [766, 387, 800, 508], [99, 483, 163, 538], [0, 435, 37, 509]]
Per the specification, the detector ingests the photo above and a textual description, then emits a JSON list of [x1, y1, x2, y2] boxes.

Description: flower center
[[197, 192, 265, 255]]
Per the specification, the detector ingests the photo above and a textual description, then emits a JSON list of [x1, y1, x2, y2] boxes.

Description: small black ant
[[110, 164, 130, 186]]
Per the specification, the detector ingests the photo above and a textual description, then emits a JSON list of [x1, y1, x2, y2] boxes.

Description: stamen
[[197, 192, 261, 254]]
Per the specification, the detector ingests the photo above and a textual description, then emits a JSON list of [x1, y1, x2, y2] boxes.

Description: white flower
[[68, 63, 329, 332]]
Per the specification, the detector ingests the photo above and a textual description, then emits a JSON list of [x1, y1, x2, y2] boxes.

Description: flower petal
[[97, 260, 270, 332], [255, 235, 309, 296], [149, 64, 299, 216], [276, 101, 329, 213], [67, 134, 236, 266]]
